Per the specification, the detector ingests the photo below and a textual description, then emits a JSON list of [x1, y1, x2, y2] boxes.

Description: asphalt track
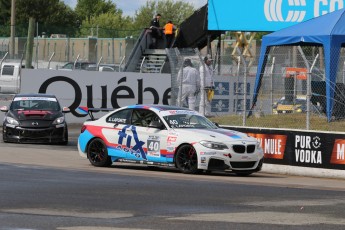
[[0, 124, 344, 189], [1, 126, 345, 229]]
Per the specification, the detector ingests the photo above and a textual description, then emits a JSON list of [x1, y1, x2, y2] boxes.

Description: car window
[[106, 109, 131, 124], [163, 114, 217, 129], [11, 98, 60, 111], [131, 109, 160, 127], [62, 63, 74, 69]]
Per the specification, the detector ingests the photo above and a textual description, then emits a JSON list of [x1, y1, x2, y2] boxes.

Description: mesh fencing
[[166, 44, 345, 132], [2, 28, 345, 131]]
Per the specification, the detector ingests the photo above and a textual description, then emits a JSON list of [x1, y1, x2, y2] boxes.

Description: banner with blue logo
[[208, 0, 344, 31]]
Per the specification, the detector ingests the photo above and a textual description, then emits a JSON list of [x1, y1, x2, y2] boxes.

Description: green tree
[[79, 13, 135, 38], [15, 0, 60, 67], [0, 0, 11, 25], [133, 0, 195, 29], [75, 0, 122, 23], [0, 0, 11, 36], [41, 2, 79, 37], [16, 0, 59, 24]]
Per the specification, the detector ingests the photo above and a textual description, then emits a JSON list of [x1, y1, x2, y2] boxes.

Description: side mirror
[[62, 107, 70, 113], [149, 120, 165, 129], [213, 122, 220, 127], [0, 106, 8, 112]]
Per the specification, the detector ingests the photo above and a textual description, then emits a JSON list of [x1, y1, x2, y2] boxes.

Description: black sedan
[[0, 93, 70, 144]]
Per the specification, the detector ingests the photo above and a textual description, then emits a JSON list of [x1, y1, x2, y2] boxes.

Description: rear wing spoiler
[[78, 106, 114, 120]]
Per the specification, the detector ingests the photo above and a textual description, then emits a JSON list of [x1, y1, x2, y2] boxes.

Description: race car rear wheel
[[175, 144, 198, 174], [87, 138, 112, 167]]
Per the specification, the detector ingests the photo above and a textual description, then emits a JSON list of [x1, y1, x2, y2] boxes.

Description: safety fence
[[210, 45, 345, 132], [1, 33, 345, 131]]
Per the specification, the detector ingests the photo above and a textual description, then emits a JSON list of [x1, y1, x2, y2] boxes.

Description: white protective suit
[[177, 65, 200, 110], [199, 62, 214, 116]]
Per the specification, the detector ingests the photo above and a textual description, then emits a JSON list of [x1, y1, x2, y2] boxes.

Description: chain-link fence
[[2, 25, 345, 131], [209, 45, 345, 132], [166, 43, 345, 132]]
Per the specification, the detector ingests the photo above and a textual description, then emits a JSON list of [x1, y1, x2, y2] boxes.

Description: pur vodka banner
[[208, 0, 344, 31]]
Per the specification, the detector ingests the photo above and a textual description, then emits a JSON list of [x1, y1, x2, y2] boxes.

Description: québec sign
[[20, 69, 171, 122]]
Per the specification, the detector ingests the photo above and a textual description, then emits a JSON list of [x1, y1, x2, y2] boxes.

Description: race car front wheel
[[175, 144, 198, 174], [87, 138, 112, 167]]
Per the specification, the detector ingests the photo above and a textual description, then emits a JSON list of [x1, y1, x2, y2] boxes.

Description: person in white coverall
[[177, 58, 200, 110], [199, 55, 214, 116]]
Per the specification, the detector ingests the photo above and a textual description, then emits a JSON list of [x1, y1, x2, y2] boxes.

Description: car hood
[[9, 110, 62, 121], [172, 128, 257, 143]]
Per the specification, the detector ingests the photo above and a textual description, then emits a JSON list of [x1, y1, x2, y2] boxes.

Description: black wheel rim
[[89, 140, 107, 163], [177, 145, 198, 173]]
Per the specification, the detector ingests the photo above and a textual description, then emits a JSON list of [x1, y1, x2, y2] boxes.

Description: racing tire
[[59, 128, 69, 145], [234, 171, 253, 176], [2, 128, 8, 143], [175, 144, 199, 174], [87, 138, 112, 167]]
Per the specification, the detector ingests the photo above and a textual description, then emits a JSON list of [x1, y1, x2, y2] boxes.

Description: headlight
[[256, 141, 263, 150], [200, 140, 228, 150], [53, 116, 65, 125], [6, 116, 19, 126]]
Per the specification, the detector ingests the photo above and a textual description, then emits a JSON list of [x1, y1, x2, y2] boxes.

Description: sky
[[62, 0, 208, 17]]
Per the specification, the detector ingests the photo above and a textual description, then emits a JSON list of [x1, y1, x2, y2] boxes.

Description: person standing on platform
[[150, 13, 162, 49], [164, 20, 176, 48]]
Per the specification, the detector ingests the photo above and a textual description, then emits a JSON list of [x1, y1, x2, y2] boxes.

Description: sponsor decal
[[167, 136, 177, 142], [117, 125, 146, 159], [200, 152, 217, 156], [248, 133, 287, 159], [160, 110, 198, 116], [201, 157, 206, 163], [295, 135, 322, 164], [168, 130, 179, 136], [331, 139, 345, 164], [14, 97, 57, 102], [147, 136, 160, 157], [108, 117, 127, 123], [166, 146, 175, 153], [285, 67, 307, 80]]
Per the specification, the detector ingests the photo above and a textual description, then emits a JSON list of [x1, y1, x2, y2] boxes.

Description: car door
[[128, 108, 169, 163], [101, 108, 133, 159]]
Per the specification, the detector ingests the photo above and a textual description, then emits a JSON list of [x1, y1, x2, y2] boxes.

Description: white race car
[[77, 104, 264, 175]]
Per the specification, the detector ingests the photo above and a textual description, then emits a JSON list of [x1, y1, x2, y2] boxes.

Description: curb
[[262, 163, 345, 180]]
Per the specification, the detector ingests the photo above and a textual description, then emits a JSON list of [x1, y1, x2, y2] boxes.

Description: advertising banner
[[224, 126, 345, 170], [18, 69, 172, 123], [208, 0, 344, 31]]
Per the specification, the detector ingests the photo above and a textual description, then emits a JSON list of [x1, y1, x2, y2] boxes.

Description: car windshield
[[163, 113, 217, 129], [11, 97, 60, 111]]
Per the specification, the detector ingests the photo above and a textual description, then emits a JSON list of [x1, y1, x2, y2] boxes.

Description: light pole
[[10, 0, 16, 59]]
